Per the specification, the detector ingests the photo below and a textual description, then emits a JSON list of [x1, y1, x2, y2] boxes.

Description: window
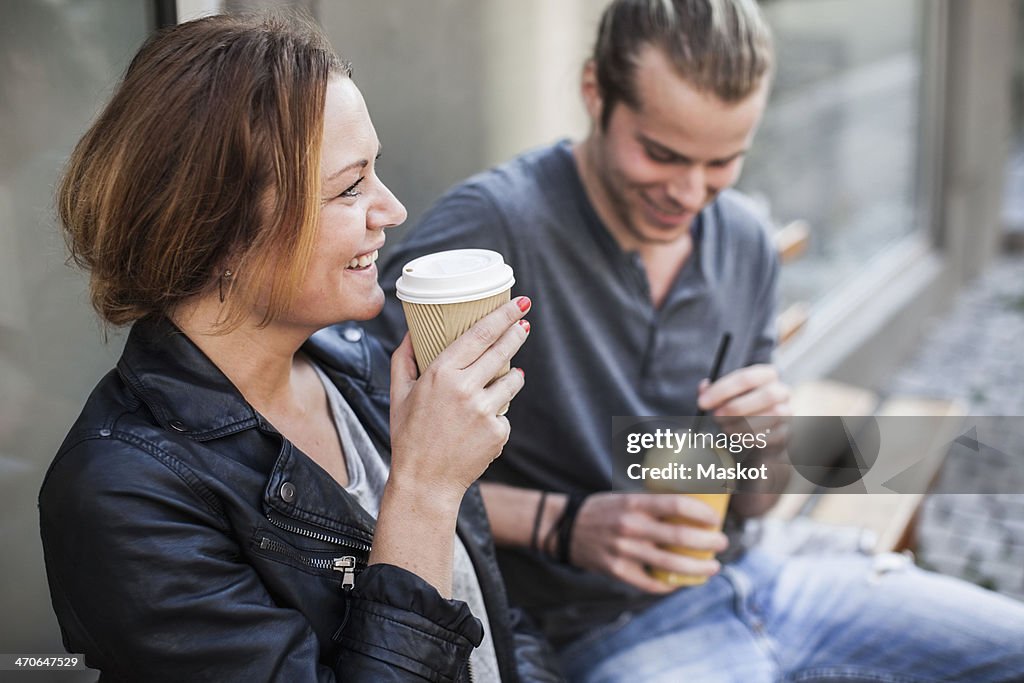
[[738, 0, 925, 307], [0, 0, 153, 659]]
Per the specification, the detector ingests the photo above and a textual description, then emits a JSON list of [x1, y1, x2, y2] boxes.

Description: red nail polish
[[519, 320, 531, 333], [516, 367, 525, 377], [516, 296, 532, 312]]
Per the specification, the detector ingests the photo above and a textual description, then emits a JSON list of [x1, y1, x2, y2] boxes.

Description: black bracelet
[[556, 492, 588, 566], [541, 504, 559, 558], [530, 491, 548, 554]]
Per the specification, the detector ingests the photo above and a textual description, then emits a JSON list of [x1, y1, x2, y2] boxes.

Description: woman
[[39, 12, 560, 682]]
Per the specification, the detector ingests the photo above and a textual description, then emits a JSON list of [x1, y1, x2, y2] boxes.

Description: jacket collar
[[116, 317, 257, 440], [116, 316, 383, 443]]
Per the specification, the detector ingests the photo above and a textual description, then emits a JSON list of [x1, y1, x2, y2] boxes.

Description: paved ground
[[886, 250, 1024, 601]]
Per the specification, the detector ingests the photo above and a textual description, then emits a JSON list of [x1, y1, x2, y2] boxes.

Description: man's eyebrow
[[636, 133, 746, 164], [709, 149, 747, 164], [637, 133, 690, 162], [324, 145, 383, 183]]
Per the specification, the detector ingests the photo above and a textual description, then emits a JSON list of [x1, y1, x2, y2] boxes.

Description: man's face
[[585, 46, 769, 247]]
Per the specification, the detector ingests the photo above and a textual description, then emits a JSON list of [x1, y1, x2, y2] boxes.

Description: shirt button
[[343, 327, 363, 342], [280, 482, 296, 503], [169, 420, 188, 432]]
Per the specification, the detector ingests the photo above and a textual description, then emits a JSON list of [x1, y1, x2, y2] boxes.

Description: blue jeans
[[558, 550, 1024, 682]]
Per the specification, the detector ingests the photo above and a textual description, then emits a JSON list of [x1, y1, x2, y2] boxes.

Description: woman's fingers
[[466, 317, 530, 387], [482, 366, 526, 415], [389, 333, 418, 405], [388, 297, 530, 491], [437, 298, 529, 370]]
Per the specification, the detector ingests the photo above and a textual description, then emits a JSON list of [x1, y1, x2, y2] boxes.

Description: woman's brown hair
[[59, 12, 349, 330]]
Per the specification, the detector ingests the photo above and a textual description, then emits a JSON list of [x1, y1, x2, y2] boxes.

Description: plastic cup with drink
[[645, 332, 734, 587]]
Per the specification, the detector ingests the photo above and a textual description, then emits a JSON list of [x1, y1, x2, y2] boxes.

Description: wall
[[0, 1, 151, 676]]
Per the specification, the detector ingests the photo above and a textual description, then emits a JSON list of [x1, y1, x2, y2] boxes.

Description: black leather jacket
[[39, 316, 562, 682]]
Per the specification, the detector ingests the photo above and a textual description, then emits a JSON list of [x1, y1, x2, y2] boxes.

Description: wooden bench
[[768, 381, 964, 554], [772, 220, 811, 345], [766, 221, 962, 554]]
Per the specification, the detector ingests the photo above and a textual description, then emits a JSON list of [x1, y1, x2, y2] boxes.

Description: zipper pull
[[333, 556, 357, 590]]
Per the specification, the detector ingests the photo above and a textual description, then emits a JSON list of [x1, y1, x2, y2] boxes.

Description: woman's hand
[[388, 297, 531, 505], [372, 297, 529, 595]]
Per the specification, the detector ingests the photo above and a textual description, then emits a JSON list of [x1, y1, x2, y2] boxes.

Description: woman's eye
[[338, 176, 365, 199]]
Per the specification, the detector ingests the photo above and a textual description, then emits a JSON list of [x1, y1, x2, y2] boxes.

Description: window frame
[[775, 0, 1001, 388]]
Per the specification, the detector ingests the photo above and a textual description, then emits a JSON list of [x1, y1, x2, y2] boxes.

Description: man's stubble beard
[[591, 140, 694, 247], [593, 144, 664, 247]]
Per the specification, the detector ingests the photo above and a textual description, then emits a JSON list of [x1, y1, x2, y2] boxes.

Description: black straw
[[695, 332, 732, 421]]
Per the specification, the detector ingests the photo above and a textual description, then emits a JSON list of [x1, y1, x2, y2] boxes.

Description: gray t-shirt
[[366, 140, 779, 647], [310, 364, 500, 681]]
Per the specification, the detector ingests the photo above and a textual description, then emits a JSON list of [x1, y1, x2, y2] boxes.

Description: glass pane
[[737, 0, 924, 307], [1004, 1, 1024, 238], [0, 0, 151, 660]]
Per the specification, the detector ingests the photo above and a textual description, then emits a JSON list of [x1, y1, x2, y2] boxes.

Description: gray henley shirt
[[366, 140, 779, 647]]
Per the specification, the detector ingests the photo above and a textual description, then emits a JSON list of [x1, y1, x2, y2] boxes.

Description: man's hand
[[569, 492, 728, 593], [697, 364, 791, 418], [697, 364, 792, 518]]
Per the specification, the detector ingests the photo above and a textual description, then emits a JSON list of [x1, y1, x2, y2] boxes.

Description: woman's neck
[[170, 295, 311, 414]]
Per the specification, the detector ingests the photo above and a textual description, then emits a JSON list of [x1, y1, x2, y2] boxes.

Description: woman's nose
[[369, 180, 407, 231]]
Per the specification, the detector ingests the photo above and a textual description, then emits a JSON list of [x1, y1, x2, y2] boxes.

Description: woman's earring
[[219, 269, 234, 303]]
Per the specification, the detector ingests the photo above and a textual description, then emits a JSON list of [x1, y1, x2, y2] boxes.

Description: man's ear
[[581, 59, 603, 125]]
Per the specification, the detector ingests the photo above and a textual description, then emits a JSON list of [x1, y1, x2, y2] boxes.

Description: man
[[368, 1, 1024, 680]]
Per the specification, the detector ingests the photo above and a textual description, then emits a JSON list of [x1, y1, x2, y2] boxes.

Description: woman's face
[[276, 77, 406, 329]]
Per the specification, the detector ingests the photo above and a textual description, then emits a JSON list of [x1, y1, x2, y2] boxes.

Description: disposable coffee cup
[[641, 443, 734, 586], [396, 249, 516, 414]]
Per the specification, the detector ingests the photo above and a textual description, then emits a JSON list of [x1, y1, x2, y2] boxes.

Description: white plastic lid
[[395, 249, 515, 304]]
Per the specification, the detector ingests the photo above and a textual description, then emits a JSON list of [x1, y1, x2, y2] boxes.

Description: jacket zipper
[[266, 511, 372, 553], [258, 536, 360, 590], [264, 512, 371, 591], [332, 555, 358, 590]]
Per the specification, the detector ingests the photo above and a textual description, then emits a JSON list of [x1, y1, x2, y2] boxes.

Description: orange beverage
[[641, 441, 733, 586], [648, 492, 730, 586]]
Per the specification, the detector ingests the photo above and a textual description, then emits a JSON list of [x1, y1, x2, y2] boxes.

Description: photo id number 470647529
[[2, 655, 86, 671]]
